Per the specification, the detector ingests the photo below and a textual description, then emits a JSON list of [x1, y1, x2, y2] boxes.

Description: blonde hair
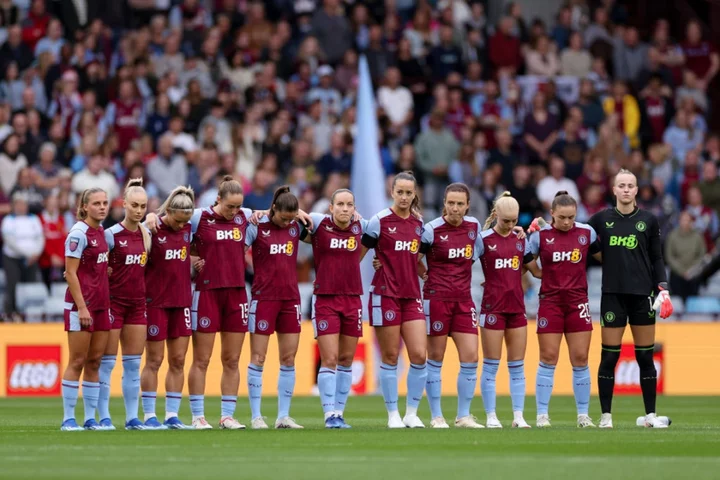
[[613, 168, 638, 207], [76, 188, 106, 220], [124, 178, 151, 252], [158, 185, 195, 216], [483, 191, 519, 230]]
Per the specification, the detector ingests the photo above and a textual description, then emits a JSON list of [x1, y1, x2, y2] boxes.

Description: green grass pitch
[[1, 396, 718, 480]]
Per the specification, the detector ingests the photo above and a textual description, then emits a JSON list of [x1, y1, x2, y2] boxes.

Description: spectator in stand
[[603, 80, 640, 149], [681, 20, 719, 91], [663, 109, 703, 166], [428, 24, 463, 82], [414, 108, 459, 214], [0, 133, 28, 196], [561, 31, 592, 77], [665, 211, 706, 302], [685, 185, 719, 253], [10, 167, 44, 215], [34, 17, 65, 63], [33, 143, 64, 193], [577, 184, 608, 223], [550, 117, 587, 181], [587, 56, 611, 96], [525, 34, 560, 77], [575, 78, 605, 131], [509, 162, 541, 227], [311, 0, 353, 66], [71, 154, 119, 200], [698, 160, 720, 218], [489, 16, 522, 77], [523, 92, 559, 166], [703, 134, 720, 165], [634, 47, 674, 93], [676, 69, 709, 114], [0, 25, 33, 72], [1, 192, 44, 320], [536, 154, 580, 209], [613, 26, 649, 84], [639, 74, 674, 146], [377, 67, 413, 140], [38, 191, 65, 290], [21, 0, 51, 52]]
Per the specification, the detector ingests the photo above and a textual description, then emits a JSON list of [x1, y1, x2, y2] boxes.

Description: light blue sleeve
[[421, 223, 435, 245], [590, 226, 598, 244], [526, 232, 540, 256], [309, 213, 326, 234], [65, 230, 88, 259], [360, 218, 370, 233], [190, 208, 203, 235], [241, 208, 253, 221], [474, 234, 484, 259], [365, 214, 381, 238], [104, 228, 115, 251], [245, 223, 258, 246]]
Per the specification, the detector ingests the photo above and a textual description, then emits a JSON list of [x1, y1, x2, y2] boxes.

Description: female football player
[[98, 179, 151, 430], [61, 188, 111, 431]]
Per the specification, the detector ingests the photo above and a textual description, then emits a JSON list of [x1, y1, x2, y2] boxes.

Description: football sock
[[165, 392, 182, 420], [457, 362, 478, 419], [426, 360, 443, 419], [221, 395, 237, 418], [635, 345, 657, 414], [598, 345, 621, 414], [62, 380, 79, 422], [379, 363, 398, 414], [481, 359, 499, 414], [317, 367, 336, 417], [277, 365, 296, 419], [189, 394, 204, 417], [406, 362, 427, 415], [141, 391, 156, 420], [122, 355, 142, 422], [508, 360, 526, 413], [82, 381, 100, 422], [247, 364, 263, 419], [98, 354, 115, 420], [573, 365, 591, 416], [335, 365, 353, 416]]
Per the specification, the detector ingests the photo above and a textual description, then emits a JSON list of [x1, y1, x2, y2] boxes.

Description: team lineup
[[58, 169, 674, 431]]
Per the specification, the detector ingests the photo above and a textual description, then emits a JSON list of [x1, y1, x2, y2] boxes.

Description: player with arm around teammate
[[524, 191, 602, 428], [477, 192, 534, 429], [420, 183, 486, 429], [588, 169, 673, 428], [147, 175, 253, 430], [97, 179, 152, 431], [61, 188, 111, 431], [301, 189, 366, 428], [245, 186, 305, 429], [360, 171, 428, 429], [140, 186, 196, 429]]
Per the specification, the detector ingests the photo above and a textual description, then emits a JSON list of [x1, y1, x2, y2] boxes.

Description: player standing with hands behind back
[[588, 169, 673, 428]]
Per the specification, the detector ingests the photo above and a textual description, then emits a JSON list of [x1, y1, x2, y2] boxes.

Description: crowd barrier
[[1, 322, 719, 397]]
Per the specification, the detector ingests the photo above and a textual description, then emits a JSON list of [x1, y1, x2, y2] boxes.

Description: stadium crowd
[[1, 0, 720, 320]]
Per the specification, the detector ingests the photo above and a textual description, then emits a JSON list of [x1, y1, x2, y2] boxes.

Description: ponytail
[[483, 191, 517, 230], [550, 190, 576, 225], [76, 187, 106, 220], [158, 185, 195, 216], [269, 185, 298, 217], [214, 175, 243, 206]]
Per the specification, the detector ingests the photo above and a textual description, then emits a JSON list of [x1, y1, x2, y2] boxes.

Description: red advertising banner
[[614, 343, 664, 395]]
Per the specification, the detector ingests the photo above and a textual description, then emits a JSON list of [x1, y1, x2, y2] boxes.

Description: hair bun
[[501, 191, 512, 197], [555, 190, 569, 197], [127, 177, 144, 188], [222, 175, 234, 183]]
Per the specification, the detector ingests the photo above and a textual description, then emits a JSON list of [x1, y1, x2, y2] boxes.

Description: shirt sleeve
[[359, 218, 370, 233], [190, 208, 203, 235], [309, 213, 326, 235], [420, 223, 434, 254], [525, 232, 540, 256], [361, 214, 381, 248], [104, 228, 115, 251], [588, 226, 601, 255], [240, 208, 253, 221], [473, 234, 484, 259], [245, 222, 258, 246], [65, 230, 88, 259]]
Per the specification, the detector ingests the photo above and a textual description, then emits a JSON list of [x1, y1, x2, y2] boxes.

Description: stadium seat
[[50, 283, 66, 299], [43, 298, 67, 322], [15, 283, 49, 313], [25, 305, 45, 323], [684, 296, 720, 315]]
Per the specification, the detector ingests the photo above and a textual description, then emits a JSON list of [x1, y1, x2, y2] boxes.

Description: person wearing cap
[[1, 191, 44, 320], [307, 65, 342, 118]]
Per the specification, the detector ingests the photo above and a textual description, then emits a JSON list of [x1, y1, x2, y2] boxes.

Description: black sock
[[635, 345, 657, 414], [598, 345, 621, 414]]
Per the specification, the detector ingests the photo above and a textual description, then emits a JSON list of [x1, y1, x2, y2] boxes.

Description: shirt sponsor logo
[[270, 241, 295, 256], [494, 256, 520, 270], [552, 249, 582, 263], [165, 246, 188, 261], [608, 235, 638, 250], [216, 228, 243, 242], [330, 237, 358, 251], [448, 245, 473, 259], [394, 239, 419, 253]]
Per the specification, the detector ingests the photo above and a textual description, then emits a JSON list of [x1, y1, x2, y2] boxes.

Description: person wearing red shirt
[[21, 0, 51, 51], [489, 17, 522, 77], [681, 20, 720, 90], [39, 192, 67, 290]]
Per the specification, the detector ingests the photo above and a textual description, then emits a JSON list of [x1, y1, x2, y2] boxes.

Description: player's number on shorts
[[183, 308, 191, 329], [295, 304, 301, 325], [471, 308, 478, 328], [239, 303, 248, 321], [357, 309, 362, 331], [578, 302, 590, 319]]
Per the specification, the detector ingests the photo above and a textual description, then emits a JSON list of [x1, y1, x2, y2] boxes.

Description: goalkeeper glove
[[652, 283, 673, 319]]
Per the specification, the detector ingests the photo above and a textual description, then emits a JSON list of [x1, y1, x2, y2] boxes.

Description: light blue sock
[[379, 363, 398, 413], [189, 394, 204, 417], [572, 365, 591, 415], [141, 391, 156, 416], [536, 362, 556, 416], [61, 380, 79, 421], [82, 381, 100, 422], [406, 363, 427, 411], [98, 355, 115, 420], [508, 360, 526, 413], [457, 362, 478, 419], [335, 365, 353, 415], [247, 364, 263, 419], [317, 367, 336, 416], [221, 395, 237, 418], [425, 360, 443, 419], [165, 392, 182, 418], [481, 359, 500, 414], [122, 355, 142, 422], [277, 365, 296, 419]]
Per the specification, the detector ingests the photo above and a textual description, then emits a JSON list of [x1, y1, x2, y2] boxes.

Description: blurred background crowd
[[2, 0, 720, 321]]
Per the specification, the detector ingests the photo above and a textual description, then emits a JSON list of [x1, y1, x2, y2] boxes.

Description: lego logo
[[9, 362, 59, 390], [6, 345, 62, 396]]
